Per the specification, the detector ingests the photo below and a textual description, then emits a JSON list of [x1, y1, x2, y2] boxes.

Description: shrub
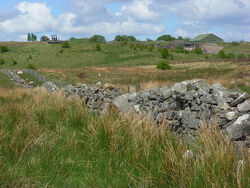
[[231, 41, 240, 46], [29, 54, 32, 59], [26, 64, 36, 70], [62, 41, 70, 48], [89, 35, 106, 43], [12, 60, 17, 65], [169, 54, 174, 60], [217, 50, 226, 58], [0, 45, 9, 53], [237, 53, 246, 59], [175, 46, 185, 53], [58, 49, 64, 54], [40, 35, 50, 42], [184, 50, 189, 54], [157, 61, 171, 70], [194, 48, 203, 54], [227, 53, 235, 59], [0, 58, 6, 65], [157, 34, 176, 41], [121, 41, 128, 46], [204, 55, 208, 59], [159, 48, 169, 59], [149, 44, 154, 52], [129, 43, 135, 50], [96, 43, 101, 51], [114, 35, 136, 42]]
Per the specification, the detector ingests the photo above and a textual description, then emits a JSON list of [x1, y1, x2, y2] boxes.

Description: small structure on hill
[[48, 35, 62, 44], [191, 33, 223, 43]]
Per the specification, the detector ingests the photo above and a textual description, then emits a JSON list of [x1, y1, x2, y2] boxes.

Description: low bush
[[159, 48, 169, 59], [62, 41, 70, 48], [194, 48, 203, 54], [169, 54, 174, 60], [231, 41, 240, 46], [217, 50, 227, 58], [157, 61, 171, 70], [96, 43, 101, 51], [12, 60, 17, 65], [58, 49, 64, 54], [26, 64, 37, 70], [0, 58, 6, 65], [237, 53, 246, 59], [227, 53, 235, 59], [0, 45, 9, 53], [175, 46, 184, 53]]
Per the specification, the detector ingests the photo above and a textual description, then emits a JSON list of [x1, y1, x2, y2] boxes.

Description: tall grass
[[0, 88, 249, 187]]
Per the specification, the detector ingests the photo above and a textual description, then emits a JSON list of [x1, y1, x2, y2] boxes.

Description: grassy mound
[[0, 88, 249, 187]]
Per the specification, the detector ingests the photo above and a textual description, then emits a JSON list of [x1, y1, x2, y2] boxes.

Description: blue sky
[[0, 0, 250, 41]]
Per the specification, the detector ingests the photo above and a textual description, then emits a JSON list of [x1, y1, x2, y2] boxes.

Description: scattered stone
[[42, 82, 59, 93], [226, 114, 250, 140], [237, 100, 250, 112], [0, 69, 33, 88], [183, 150, 194, 160], [231, 93, 249, 107], [225, 111, 238, 121], [112, 94, 131, 113]]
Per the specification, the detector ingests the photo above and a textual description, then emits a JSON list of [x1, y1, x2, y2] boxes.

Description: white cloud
[[0, 0, 166, 41], [0, 1, 55, 33], [120, 0, 160, 22]]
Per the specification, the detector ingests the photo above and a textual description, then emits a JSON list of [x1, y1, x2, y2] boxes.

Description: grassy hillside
[[0, 40, 249, 69], [0, 72, 15, 88], [0, 88, 249, 187]]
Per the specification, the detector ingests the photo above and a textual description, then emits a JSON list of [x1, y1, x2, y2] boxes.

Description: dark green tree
[[159, 48, 169, 59], [89, 35, 106, 43], [27, 33, 32, 41], [31, 33, 37, 41], [40, 35, 50, 42], [157, 34, 176, 41]]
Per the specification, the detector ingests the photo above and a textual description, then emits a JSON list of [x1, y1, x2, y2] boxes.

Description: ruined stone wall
[[63, 80, 250, 148]]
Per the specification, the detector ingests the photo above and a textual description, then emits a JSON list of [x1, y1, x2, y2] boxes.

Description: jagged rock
[[226, 114, 250, 140], [182, 107, 199, 128], [231, 93, 249, 107], [112, 94, 131, 113], [173, 82, 187, 95], [225, 111, 239, 121], [42, 82, 59, 93], [237, 100, 250, 112]]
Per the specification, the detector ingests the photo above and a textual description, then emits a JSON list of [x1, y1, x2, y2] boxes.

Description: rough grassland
[[0, 72, 15, 88], [0, 88, 249, 187], [0, 40, 250, 69]]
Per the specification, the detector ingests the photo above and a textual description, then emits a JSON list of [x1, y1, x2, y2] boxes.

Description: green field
[[0, 72, 15, 88], [0, 39, 249, 92], [1, 40, 249, 69]]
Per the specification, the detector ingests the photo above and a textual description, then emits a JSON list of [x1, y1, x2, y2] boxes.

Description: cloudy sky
[[0, 0, 249, 41]]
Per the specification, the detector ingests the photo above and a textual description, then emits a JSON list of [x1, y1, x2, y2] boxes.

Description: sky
[[0, 0, 250, 41]]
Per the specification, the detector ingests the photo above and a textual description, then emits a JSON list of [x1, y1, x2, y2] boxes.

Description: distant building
[[191, 33, 223, 43]]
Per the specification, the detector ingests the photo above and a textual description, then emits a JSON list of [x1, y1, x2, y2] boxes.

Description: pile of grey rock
[[0, 69, 33, 88], [42, 82, 59, 93], [64, 83, 123, 115], [63, 79, 250, 148]]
